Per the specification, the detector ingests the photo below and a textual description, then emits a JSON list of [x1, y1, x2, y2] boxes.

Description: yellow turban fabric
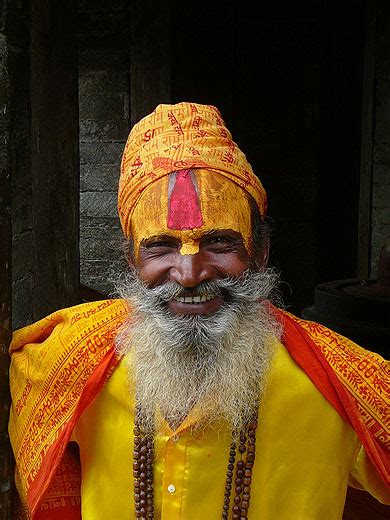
[[118, 102, 267, 238]]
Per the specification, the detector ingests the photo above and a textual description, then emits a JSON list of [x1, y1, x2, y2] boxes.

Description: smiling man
[[116, 164, 280, 440], [9, 102, 389, 519]]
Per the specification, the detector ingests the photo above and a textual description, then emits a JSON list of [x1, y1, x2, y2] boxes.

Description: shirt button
[[167, 484, 176, 494], [172, 434, 179, 442]]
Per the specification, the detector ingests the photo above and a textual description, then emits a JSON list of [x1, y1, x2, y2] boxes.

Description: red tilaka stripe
[[168, 169, 203, 230]]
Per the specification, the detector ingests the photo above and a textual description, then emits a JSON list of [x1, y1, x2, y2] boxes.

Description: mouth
[[167, 293, 223, 315], [173, 294, 215, 304]]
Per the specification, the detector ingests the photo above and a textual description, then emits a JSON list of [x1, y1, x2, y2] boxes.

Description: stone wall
[[11, 0, 79, 328], [8, 0, 32, 329], [77, 1, 390, 305], [79, 0, 130, 296], [7, 2, 33, 329], [371, 2, 390, 276]]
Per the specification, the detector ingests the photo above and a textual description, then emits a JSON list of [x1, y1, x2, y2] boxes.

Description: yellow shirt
[[71, 338, 389, 519]]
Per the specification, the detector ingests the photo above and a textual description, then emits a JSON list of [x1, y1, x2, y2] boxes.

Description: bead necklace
[[133, 403, 155, 519], [133, 403, 258, 520], [222, 419, 258, 519]]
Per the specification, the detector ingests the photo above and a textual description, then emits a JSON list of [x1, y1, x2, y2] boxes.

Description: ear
[[126, 254, 137, 272], [254, 240, 270, 270], [124, 239, 137, 271]]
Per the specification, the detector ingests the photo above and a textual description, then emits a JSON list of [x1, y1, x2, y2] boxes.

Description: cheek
[[137, 257, 171, 287], [207, 251, 252, 277], [228, 259, 251, 276]]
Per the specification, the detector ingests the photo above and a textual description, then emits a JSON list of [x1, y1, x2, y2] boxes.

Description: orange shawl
[[8, 299, 389, 519]]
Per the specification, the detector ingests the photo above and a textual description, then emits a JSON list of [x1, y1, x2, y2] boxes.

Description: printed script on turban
[[118, 102, 267, 238]]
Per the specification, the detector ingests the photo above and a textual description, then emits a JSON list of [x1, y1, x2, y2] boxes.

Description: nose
[[169, 253, 214, 288]]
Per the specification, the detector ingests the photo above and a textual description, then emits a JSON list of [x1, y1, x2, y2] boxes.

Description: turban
[[118, 102, 267, 238]]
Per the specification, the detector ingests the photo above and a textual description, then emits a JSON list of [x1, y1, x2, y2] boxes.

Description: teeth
[[174, 294, 216, 304]]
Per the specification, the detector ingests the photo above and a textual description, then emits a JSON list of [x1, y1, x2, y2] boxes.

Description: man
[[9, 102, 389, 519]]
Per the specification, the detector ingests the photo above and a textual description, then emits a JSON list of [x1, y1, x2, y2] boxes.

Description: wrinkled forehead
[[130, 169, 253, 255]]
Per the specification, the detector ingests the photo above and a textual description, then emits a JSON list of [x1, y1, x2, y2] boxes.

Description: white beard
[[115, 269, 283, 437]]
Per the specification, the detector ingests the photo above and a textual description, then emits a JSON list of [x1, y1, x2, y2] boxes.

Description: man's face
[[118, 169, 277, 434], [129, 170, 260, 316], [137, 228, 252, 315]]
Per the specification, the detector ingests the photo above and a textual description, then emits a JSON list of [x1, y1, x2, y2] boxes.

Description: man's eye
[[210, 237, 230, 244], [205, 236, 236, 249]]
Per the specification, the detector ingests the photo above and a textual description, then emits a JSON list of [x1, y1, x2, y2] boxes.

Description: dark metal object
[[302, 239, 390, 359], [79, 284, 107, 303]]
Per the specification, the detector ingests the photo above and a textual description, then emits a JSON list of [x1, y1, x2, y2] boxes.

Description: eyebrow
[[201, 229, 243, 238], [140, 229, 243, 245], [141, 234, 179, 245]]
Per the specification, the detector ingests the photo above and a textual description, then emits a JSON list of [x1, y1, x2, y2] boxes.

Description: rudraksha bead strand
[[232, 430, 247, 520], [133, 404, 154, 520], [145, 435, 154, 518], [222, 442, 237, 519], [134, 399, 258, 520], [241, 419, 257, 516], [133, 427, 142, 517]]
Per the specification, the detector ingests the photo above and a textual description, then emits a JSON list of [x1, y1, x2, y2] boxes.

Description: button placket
[[161, 431, 188, 519]]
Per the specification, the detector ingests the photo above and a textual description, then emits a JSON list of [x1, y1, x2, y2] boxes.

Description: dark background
[[3, 0, 389, 330]]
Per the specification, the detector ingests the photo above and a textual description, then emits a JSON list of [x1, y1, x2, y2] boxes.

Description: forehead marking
[[167, 170, 203, 230]]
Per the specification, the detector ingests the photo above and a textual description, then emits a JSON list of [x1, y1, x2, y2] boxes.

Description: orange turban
[[118, 102, 267, 238]]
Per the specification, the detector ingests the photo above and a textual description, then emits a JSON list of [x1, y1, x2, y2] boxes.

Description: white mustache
[[124, 268, 281, 308]]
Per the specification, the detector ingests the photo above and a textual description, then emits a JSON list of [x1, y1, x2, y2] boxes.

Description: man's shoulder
[[277, 308, 388, 409], [276, 309, 389, 467], [9, 298, 130, 436], [8, 299, 131, 504], [10, 298, 129, 355]]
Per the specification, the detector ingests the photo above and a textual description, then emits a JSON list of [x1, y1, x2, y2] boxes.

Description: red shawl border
[[271, 306, 389, 488], [27, 348, 120, 519]]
